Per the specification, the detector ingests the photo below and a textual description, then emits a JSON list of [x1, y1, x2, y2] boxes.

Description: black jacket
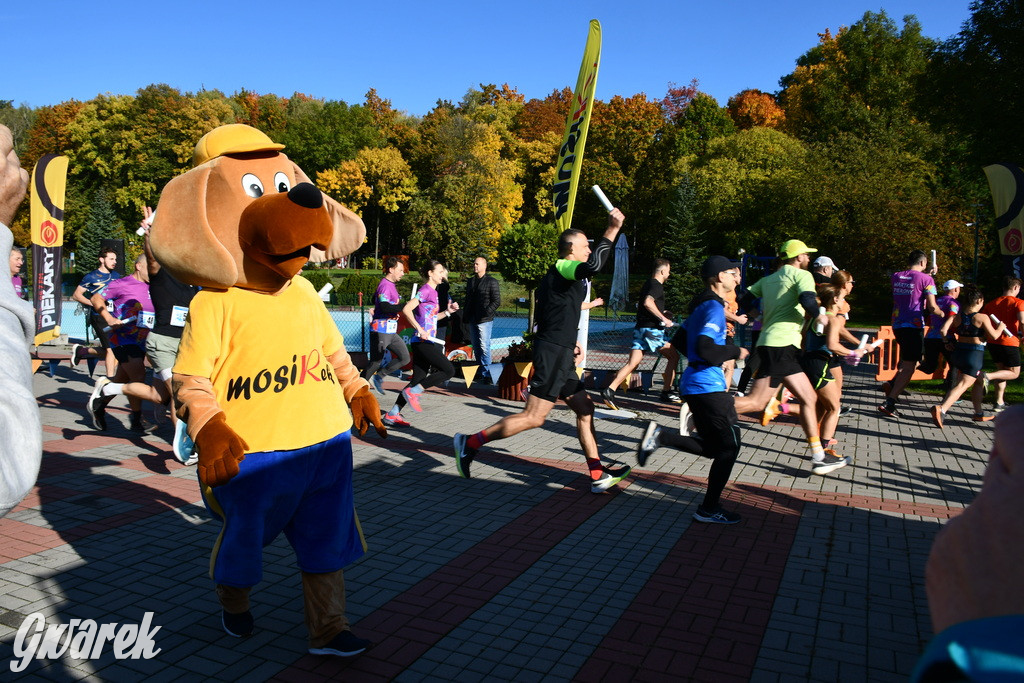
[[464, 273, 501, 324]]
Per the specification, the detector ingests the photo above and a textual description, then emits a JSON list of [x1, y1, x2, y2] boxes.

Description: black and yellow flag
[[552, 20, 601, 232], [30, 154, 69, 345], [983, 163, 1024, 278]]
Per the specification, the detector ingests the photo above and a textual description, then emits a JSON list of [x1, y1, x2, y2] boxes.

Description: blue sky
[[3, 1, 972, 116]]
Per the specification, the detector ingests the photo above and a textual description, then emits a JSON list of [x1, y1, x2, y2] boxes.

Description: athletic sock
[[808, 436, 826, 461], [409, 384, 424, 395], [467, 430, 489, 451], [587, 461, 604, 480], [101, 383, 124, 397], [386, 405, 400, 418]]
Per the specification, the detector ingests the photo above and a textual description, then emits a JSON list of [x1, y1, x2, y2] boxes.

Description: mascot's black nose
[[288, 183, 324, 210]]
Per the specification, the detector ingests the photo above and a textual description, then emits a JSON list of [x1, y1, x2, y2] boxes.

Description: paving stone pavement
[[0, 358, 996, 681]]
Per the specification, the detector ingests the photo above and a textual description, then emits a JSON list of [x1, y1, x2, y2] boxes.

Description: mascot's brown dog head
[[150, 124, 365, 291]]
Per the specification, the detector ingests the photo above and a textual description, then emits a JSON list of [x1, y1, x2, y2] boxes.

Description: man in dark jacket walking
[[464, 257, 501, 384]]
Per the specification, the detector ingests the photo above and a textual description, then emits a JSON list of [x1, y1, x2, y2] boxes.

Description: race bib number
[[137, 311, 156, 329], [384, 319, 398, 334], [170, 305, 189, 327], [105, 300, 115, 313]]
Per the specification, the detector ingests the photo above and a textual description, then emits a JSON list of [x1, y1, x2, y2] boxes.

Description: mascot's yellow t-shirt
[[174, 276, 352, 453]]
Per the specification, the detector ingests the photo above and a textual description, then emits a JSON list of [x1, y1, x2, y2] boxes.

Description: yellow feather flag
[[553, 20, 601, 232], [30, 154, 69, 345], [984, 163, 1024, 278]]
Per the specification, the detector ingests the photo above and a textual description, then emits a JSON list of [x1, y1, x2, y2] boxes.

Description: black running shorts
[[988, 344, 1022, 369], [894, 327, 924, 364], [529, 340, 584, 403], [756, 345, 804, 380]]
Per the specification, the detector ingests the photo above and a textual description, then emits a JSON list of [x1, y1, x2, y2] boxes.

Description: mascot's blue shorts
[[202, 431, 365, 587]]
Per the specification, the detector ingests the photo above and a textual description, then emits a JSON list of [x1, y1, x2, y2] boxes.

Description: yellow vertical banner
[[552, 19, 602, 232], [30, 154, 69, 345], [984, 163, 1024, 278]]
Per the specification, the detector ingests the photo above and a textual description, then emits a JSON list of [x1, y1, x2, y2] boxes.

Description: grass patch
[[907, 359, 1023, 405]]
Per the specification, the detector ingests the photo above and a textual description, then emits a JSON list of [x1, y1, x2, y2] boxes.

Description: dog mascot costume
[[151, 124, 387, 657]]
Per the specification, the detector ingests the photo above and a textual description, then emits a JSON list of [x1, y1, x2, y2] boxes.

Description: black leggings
[[658, 392, 741, 511], [396, 342, 455, 408], [362, 331, 411, 379]]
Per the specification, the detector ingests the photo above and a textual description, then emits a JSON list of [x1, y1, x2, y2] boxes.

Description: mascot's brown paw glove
[[349, 385, 388, 438], [194, 413, 249, 488]]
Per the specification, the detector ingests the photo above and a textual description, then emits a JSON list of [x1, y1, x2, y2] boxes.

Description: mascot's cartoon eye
[[241, 173, 264, 198], [274, 172, 291, 193]]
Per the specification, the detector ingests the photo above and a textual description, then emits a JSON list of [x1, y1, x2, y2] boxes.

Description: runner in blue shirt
[[635, 256, 749, 524]]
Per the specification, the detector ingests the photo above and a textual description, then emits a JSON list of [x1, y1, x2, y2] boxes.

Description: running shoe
[[600, 387, 618, 411], [692, 505, 741, 524], [308, 630, 372, 657], [383, 414, 411, 427], [994, 402, 1008, 413], [660, 390, 683, 404], [877, 401, 899, 419], [811, 452, 850, 475], [222, 610, 254, 638], [70, 343, 81, 367], [130, 414, 158, 434], [87, 377, 112, 431], [636, 421, 662, 467], [173, 419, 196, 465], [931, 406, 944, 429], [370, 372, 385, 395], [678, 402, 694, 436], [972, 412, 995, 422], [453, 433, 477, 479], [839, 405, 853, 417], [591, 465, 632, 493], [402, 388, 422, 412], [761, 397, 782, 426]]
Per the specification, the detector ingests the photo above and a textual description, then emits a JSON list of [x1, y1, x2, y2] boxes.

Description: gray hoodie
[[0, 223, 41, 517]]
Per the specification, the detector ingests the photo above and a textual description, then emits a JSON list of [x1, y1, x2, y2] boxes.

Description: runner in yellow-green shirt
[[733, 239, 848, 475]]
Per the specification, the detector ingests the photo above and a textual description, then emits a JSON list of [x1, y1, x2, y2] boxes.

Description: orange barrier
[[873, 326, 946, 382]]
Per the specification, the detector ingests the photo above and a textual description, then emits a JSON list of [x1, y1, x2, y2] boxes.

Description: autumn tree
[[778, 11, 935, 147], [281, 99, 384, 173], [684, 126, 807, 256], [62, 86, 236, 240], [406, 103, 523, 267], [231, 90, 292, 137], [726, 90, 785, 130]]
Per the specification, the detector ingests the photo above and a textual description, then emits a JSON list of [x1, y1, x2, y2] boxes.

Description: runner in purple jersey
[[383, 260, 458, 426], [920, 280, 962, 384], [361, 256, 411, 394], [879, 250, 940, 418]]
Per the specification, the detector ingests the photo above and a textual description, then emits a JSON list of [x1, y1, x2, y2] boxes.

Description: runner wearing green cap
[[734, 239, 849, 475]]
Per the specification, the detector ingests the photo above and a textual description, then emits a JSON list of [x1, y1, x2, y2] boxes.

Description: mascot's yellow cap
[[193, 124, 285, 167]]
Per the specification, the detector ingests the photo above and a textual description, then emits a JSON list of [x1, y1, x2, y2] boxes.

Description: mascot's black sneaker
[[222, 610, 254, 637], [309, 630, 372, 657]]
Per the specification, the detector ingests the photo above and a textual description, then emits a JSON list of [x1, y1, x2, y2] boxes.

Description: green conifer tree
[[76, 190, 124, 277], [661, 177, 705, 319]]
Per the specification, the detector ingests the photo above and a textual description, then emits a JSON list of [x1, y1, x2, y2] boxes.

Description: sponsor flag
[[983, 163, 1024, 278], [30, 154, 68, 345], [552, 19, 601, 232]]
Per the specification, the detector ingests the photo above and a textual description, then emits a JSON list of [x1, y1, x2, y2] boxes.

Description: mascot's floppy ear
[[294, 164, 366, 262], [151, 163, 239, 289]]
